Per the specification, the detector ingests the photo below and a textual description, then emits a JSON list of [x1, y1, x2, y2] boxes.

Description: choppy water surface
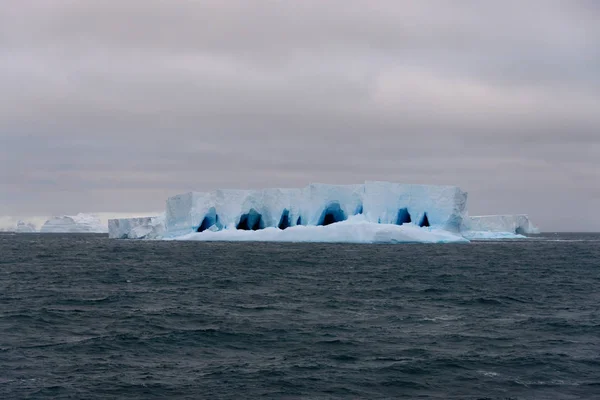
[[1, 233, 599, 399]]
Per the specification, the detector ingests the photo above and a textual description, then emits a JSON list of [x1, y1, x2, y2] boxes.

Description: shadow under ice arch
[[278, 209, 291, 230], [237, 209, 264, 231], [396, 208, 412, 225], [318, 202, 347, 226], [197, 207, 222, 232]]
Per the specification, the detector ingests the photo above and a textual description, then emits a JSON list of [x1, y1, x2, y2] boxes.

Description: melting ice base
[[169, 215, 468, 244]]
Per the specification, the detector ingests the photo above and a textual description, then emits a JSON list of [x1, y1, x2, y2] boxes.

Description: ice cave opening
[[396, 208, 412, 225], [197, 208, 221, 232], [318, 202, 347, 226], [296, 216, 302, 226], [278, 209, 291, 230], [419, 213, 430, 228], [237, 208, 264, 231]]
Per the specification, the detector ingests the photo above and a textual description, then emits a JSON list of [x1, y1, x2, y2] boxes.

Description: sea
[[1, 232, 599, 399]]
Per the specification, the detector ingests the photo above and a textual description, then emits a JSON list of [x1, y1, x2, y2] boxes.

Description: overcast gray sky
[[1, 0, 599, 231]]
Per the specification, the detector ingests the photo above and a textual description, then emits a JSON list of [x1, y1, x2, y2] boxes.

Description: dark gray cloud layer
[[1, 1, 599, 230]]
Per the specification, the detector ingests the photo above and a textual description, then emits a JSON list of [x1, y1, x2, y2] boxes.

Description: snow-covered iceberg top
[[108, 214, 165, 239], [40, 213, 107, 233]]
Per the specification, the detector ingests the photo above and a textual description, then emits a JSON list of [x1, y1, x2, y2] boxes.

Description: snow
[[171, 215, 468, 244], [164, 181, 468, 238], [108, 214, 165, 239], [40, 213, 107, 233]]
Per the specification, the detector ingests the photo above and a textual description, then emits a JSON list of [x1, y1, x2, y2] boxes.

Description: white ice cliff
[[40, 213, 107, 233], [164, 182, 467, 236], [108, 215, 165, 239]]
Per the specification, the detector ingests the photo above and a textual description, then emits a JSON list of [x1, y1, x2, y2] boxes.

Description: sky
[[1, 1, 599, 231]]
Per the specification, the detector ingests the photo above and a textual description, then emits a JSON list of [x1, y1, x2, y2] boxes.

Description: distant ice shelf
[[461, 214, 539, 240], [15, 220, 37, 233], [40, 213, 107, 233]]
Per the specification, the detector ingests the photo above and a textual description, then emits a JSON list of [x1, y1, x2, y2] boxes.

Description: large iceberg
[[40, 213, 107, 233], [108, 215, 165, 239], [150, 181, 467, 243], [462, 214, 539, 240], [109, 181, 539, 243], [164, 182, 467, 237]]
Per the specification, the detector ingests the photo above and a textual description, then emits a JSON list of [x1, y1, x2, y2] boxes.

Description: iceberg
[[164, 182, 467, 237], [165, 182, 467, 237], [154, 181, 468, 243], [462, 214, 539, 240], [110, 181, 538, 243], [108, 214, 165, 239], [15, 220, 37, 233], [40, 213, 107, 233]]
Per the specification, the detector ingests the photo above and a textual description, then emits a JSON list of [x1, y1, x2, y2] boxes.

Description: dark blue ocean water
[[1, 233, 599, 399]]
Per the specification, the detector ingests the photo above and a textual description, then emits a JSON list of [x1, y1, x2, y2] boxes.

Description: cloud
[[1, 0, 599, 230]]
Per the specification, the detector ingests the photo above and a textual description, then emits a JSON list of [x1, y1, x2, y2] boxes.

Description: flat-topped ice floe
[[40, 213, 107, 233]]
